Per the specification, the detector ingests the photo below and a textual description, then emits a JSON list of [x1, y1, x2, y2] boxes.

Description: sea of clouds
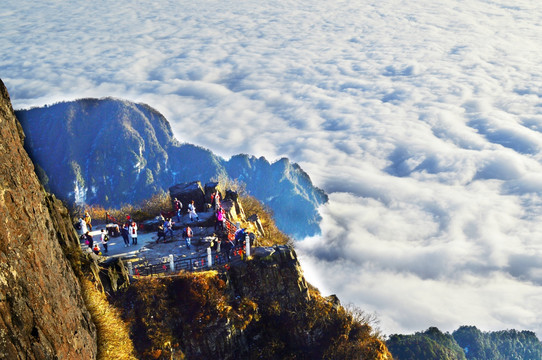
[[3, 0, 542, 337]]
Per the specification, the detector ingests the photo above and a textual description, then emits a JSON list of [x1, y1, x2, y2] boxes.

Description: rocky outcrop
[[113, 245, 391, 359], [169, 181, 206, 213], [224, 190, 246, 221], [0, 80, 97, 359]]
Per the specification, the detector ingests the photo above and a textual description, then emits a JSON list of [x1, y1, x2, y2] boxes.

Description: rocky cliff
[[2, 81, 389, 359], [15, 99, 327, 239], [112, 246, 392, 360], [0, 80, 97, 359]]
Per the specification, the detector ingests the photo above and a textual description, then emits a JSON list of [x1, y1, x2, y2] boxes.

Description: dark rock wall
[[0, 80, 97, 359]]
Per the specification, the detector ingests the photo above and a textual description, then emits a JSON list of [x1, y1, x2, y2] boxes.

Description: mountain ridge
[[16, 98, 328, 238], [386, 325, 542, 360]]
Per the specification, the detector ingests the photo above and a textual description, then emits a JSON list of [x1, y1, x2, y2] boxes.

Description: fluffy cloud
[[4, 0, 542, 337]]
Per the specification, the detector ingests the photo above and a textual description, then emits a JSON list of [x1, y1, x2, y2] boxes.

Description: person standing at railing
[[215, 207, 225, 231], [222, 238, 234, 262], [234, 228, 246, 246]]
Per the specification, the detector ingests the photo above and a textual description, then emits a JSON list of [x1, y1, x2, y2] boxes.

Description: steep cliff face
[[0, 80, 97, 359], [113, 246, 391, 360]]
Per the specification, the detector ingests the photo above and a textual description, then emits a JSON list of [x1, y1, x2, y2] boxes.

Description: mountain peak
[[16, 97, 327, 238]]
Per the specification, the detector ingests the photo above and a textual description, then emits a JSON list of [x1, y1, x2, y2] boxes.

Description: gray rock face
[[0, 80, 97, 359], [169, 181, 206, 213], [16, 98, 328, 238]]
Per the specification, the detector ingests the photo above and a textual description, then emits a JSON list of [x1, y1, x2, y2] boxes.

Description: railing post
[[207, 247, 212, 268], [127, 262, 134, 276], [245, 233, 251, 258], [169, 254, 175, 272]]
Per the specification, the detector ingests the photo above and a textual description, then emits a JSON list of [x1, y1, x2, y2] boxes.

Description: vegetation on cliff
[[69, 187, 391, 359], [386, 326, 542, 360], [110, 267, 390, 360], [2, 80, 387, 359], [81, 278, 137, 360]]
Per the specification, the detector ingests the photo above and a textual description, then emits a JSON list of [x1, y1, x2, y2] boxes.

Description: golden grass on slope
[[212, 174, 292, 246], [72, 192, 172, 225], [81, 279, 137, 360]]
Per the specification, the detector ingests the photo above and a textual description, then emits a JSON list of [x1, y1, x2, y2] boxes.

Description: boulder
[[247, 213, 265, 237], [169, 181, 205, 212], [223, 190, 246, 220]]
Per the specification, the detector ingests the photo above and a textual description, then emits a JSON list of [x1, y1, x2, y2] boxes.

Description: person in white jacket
[[79, 218, 87, 236], [188, 200, 199, 222], [129, 221, 138, 245]]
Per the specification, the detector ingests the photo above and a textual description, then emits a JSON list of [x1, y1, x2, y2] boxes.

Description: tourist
[[84, 231, 93, 249], [222, 238, 234, 262], [84, 211, 92, 230], [121, 221, 130, 247], [92, 243, 101, 255], [78, 217, 87, 236], [173, 198, 182, 222], [100, 229, 109, 254], [215, 207, 225, 231], [183, 226, 193, 249], [165, 218, 174, 239], [129, 221, 138, 245], [234, 228, 246, 246], [213, 191, 221, 211], [188, 200, 199, 222], [157, 223, 166, 242]]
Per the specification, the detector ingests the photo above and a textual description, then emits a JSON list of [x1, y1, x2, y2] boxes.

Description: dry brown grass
[[238, 193, 291, 246], [74, 192, 171, 225], [81, 279, 137, 360], [112, 270, 259, 359]]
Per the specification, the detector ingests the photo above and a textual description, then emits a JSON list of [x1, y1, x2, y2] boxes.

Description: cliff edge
[[0, 79, 97, 359], [113, 246, 392, 359]]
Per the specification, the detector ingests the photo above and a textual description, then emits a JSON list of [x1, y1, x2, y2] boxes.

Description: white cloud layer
[[4, 0, 542, 337]]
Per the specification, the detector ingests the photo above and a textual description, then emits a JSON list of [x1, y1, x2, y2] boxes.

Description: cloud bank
[[3, 0, 542, 336]]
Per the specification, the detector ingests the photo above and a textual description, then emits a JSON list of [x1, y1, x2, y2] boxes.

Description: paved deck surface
[[80, 211, 221, 264]]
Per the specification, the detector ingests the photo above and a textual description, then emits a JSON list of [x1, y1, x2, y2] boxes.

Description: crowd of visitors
[[77, 190, 254, 264]]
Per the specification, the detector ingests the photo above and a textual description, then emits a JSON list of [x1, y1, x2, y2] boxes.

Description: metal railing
[[129, 245, 249, 277]]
